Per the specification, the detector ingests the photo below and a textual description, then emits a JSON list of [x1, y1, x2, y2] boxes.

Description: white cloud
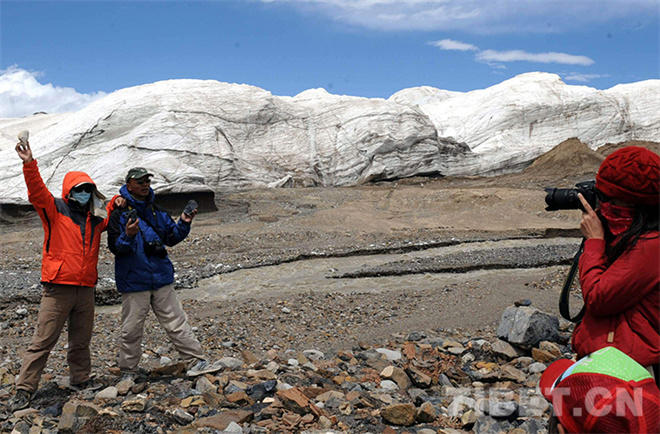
[[429, 39, 479, 51], [476, 49, 594, 66], [563, 73, 610, 82], [0, 66, 106, 118], [260, 0, 659, 33]]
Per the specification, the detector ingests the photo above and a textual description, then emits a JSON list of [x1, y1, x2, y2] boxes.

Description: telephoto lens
[[544, 181, 597, 212]]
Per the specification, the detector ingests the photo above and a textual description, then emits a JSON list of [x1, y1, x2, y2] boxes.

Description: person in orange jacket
[[9, 140, 124, 411]]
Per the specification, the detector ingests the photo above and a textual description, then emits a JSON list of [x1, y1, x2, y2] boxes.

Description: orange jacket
[[23, 159, 114, 287]]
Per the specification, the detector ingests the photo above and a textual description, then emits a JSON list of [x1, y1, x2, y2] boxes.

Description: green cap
[[125, 167, 153, 183]]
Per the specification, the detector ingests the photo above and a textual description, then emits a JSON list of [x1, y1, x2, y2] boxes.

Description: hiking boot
[[68, 378, 104, 392], [10, 389, 32, 412], [186, 359, 222, 377], [118, 372, 137, 383]]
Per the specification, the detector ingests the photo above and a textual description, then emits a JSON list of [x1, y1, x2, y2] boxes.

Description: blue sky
[[1, 0, 658, 117]]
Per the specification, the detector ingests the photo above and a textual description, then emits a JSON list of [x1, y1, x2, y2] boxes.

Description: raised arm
[[17, 142, 56, 216]]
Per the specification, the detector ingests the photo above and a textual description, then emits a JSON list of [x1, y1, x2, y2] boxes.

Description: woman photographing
[[572, 146, 659, 385]]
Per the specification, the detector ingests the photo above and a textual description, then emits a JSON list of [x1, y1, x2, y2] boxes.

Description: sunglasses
[[135, 178, 152, 185], [72, 184, 94, 193]]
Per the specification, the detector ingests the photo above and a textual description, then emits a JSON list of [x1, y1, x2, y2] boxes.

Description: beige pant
[[119, 283, 204, 372], [17, 283, 95, 393]]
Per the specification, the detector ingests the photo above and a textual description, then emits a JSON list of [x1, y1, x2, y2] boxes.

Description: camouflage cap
[[125, 167, 153, 183]]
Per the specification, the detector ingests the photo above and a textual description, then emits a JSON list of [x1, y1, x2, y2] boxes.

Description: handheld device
[[183, 199, 198, 216], [126, 209, 138, 224]]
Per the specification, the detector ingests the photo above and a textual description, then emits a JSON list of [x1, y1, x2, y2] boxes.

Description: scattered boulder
[[194, 409, 254, 430], [381, 403, 417, 426], [491, 339, 525, 360], [417, 401, 437, 423], [497, 306, 559, 347]]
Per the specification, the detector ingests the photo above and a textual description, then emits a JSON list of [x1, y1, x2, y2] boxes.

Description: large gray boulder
[[497, 306, 559, 347]]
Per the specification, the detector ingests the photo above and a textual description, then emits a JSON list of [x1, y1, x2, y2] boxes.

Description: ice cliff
[[0, 72, 657, 204]]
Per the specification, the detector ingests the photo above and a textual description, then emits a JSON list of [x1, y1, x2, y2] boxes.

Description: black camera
[[126, 209, 138, 224], [144, 240, 167, 258], [544, 181, 598, 212]]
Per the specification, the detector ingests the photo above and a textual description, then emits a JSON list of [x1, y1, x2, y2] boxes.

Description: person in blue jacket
[[107, 167, 219, 379]]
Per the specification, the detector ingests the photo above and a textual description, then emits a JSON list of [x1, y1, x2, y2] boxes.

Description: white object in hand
[[18, 130, 29, 145]]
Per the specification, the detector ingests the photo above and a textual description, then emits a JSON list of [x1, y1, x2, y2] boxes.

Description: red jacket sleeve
[[579, 236, 660, 316], [23, 159, 57, 217]]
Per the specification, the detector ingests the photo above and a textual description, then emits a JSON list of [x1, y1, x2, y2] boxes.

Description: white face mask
[[71, 191, 91, 205]]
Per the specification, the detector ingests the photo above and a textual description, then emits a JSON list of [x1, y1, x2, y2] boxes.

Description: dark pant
[[16, 283, 95, 393]]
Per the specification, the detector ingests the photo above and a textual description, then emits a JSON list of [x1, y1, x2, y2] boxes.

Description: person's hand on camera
[[125, 218, 140, 237], [578, 193, 605, 240], [15, 141, 33, 164], [181, 209, 197, 223]]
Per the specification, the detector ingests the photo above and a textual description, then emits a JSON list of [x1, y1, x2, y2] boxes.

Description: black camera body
[[126, 209, 138, 223], [144, 240, 168, 258], [545, 180, 598, 212]]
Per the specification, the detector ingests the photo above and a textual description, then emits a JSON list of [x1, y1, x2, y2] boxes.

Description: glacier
[[0, 72, 657, 205]]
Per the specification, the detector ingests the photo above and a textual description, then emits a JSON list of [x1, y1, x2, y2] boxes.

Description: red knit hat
[[596, 146, 659, 204], [540, 347, 660, 433]]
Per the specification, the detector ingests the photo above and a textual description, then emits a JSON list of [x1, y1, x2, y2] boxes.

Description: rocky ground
[[0, 150, 599, 433]]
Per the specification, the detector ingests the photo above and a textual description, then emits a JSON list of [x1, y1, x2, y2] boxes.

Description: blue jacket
[[107, 185, 191, 293]]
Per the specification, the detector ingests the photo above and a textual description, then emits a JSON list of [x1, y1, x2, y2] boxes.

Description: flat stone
[[489, 400, 519, 419], [461, 409, 478, 428], [379, 380, 398, 391], [277, 387, 321, 416], [539, 341, 562, 357], [115, 378, 135, 396], [217, 357, 243, 370], [406, 366, 432, 388], [121, 397, 147, 412], [390, 367, 412, 390], [381, 403, 416, 426], [499, 365, 526, 383], [226, 391, 253, 406], [196, 376, 217, 394], [528, 362, 547, 374], [491, 339, 525, 360], [194, 409, 254, 431], [416, 401, 437, 423], [247, 369, 278, 381], [241, 350, 259, 365], [172, 408, 194, 425], [224, 421, 243, 432], [302, 349, 325, 360], [375, 348, 402, 361], [447, 395, 475, 416], [532, 348, 557, 364], [94, 387, 118, 400], [12, 408, 38, 418], [316, 390, 345, 402]]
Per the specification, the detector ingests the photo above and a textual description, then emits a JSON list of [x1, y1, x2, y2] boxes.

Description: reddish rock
[[194, 410, 254, 431], [277, 387, 322, 416]]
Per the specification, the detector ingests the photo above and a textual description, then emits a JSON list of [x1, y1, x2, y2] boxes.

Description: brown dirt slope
[[596, 140, 660, 157], [523, 137, 604, 178]]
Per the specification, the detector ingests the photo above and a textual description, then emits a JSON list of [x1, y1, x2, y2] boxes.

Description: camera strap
[[559, 238, 586, 323]]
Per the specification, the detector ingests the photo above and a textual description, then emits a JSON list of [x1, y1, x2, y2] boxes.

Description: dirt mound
[[523, 138, 604, 178], [596, 140, 660, 157]]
